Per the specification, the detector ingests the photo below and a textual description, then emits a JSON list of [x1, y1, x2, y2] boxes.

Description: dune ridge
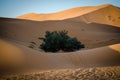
[[17, 4, 112, 21], [18, 4, 120, 27]]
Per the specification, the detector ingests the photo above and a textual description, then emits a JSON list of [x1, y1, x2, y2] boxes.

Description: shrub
[[39, 30, 84, 52], [28, 42, 36, 49]]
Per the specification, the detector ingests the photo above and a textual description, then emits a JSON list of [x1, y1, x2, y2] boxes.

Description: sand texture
[[0, 4, 120, 80], [0, 66, 120, 80]]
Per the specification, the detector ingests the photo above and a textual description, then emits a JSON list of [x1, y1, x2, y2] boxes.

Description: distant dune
[[18, 4, 120, 27], [0, 4, 120, 79]]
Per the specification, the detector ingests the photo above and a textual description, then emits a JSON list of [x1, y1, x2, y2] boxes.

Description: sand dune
[[0, 4, 120, 79], [0, 39, 24, 71], [0, 18, 120, 50], [0, 38, 120, 79], [17, 5, 100, 20], [0, 38, 120, 72], [18, 4, 120, 27], [0, 17, 120, 71]]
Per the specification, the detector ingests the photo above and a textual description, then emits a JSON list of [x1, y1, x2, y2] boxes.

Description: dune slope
[[0, 4, 120, 79], [0, 18, 120, 49], [18, 4, 120, 27], [0, 38, 120, 72]]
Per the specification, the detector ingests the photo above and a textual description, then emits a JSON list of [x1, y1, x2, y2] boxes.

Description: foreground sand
[[0, 66, 120, 80], [0, 39, 120, 72]]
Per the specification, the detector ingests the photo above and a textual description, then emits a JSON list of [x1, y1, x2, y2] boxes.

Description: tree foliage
[[39, 30, 84, 52]]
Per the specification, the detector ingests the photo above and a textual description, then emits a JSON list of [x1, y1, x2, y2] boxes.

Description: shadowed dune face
[[18, 4, 120, 27], [0, 39, 24, 71], [0, 18, 120, 50]]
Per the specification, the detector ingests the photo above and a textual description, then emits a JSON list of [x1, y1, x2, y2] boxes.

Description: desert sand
[[0, 4, 120, 80], [0, 18, 120, 49], [18, 4, 120, 27], [1, 66, 120, 80]]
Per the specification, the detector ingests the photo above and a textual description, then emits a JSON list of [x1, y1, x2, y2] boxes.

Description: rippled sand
[[1, 66, 120, 80]]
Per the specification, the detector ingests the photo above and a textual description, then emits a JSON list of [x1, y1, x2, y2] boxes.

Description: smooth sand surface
[[0, 18, 120, 50], [0, 38, 120, 72], [18, 4, 120, 27], [0, 39, 24, 71]]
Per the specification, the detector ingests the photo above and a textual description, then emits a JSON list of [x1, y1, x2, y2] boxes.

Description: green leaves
[[39, 30, 85, 52]]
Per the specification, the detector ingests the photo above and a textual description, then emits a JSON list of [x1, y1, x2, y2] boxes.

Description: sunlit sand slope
[[18, 4, 120, 27]]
